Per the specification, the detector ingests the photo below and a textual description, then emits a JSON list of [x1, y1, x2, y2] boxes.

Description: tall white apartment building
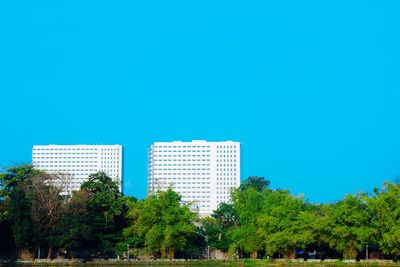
[[32, 144, 123, 192], [147, 140, 240, 216]]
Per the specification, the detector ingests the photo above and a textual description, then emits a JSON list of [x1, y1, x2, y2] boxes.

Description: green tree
[[53, 190, 92, 259], [257, 189, 314, 259], [55, 172, 125, 259], [230, 176, 316, 259], [1, 166, 71, 258], [0, 165, 41, 252], [200, 217, 220, 249], [7, 186, 35, 250], [240, 176, 270, 192], [368, 182, 400, 259], [0, 165, 40, 220], [81, 172, 125, 257], [122, 188, 197, 259], [323, 194, 373, 259], [201, 203, 237, 252], [312, 204, 340, 259], [229, 179, 265, 258]]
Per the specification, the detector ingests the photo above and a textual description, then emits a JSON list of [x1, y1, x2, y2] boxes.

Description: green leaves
[[0, 165, 41, 221], [7, 186, 34, 249], [321, 194, 373, 259], [200, 203, 237, 251], [121, 188, 197, 259], [239, 176, 270, 192], [0, 165, 40, 249], [368, 182, 400, 259], [4, 166, 400, 261], [227, 181, 315, 259], [50, 172, 125, 259]]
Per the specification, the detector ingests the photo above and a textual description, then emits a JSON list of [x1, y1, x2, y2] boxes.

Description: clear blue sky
[[1, 1, 400, 203]]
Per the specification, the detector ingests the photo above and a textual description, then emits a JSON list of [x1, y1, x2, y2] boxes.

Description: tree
[[7, 186, 35, 250], [80, 172, 125, 257], [1, 166, 72, 258], [201, 203, 238, 252], [239, 176, 270, 192], [229, 178, 266, 258], [230, 176, 316, 260], [257, 189, 314, 259], [53, 190, 92, 259], [368, 182, 400, 259], [213, 203, 238, 228], [322, 194, 373, 259], [0, 165, 41, 220], [55, 172, 125, 259], [0, 165, 41, 253], [312, 204, 341, 259], [200, 217, 220, 250], [122, 188, 197, 259], [22, 173, 69, 258]]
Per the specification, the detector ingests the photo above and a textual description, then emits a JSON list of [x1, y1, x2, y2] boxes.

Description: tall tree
[[80, 172, 125, 258], [122, 188, 197, 259], [22, 173, 68, 258], [53, 190, 92, 259], [258, 190, 314, 259], [54, 172, 125, 259], [368, 182, 400, 259], [323, 194, 373, 259], [229, 180, 265, 258], [0, 165, 41, 252], [229, 177, 315, 259], [239, 176, 270, 192], [201, 203, 238, 252]]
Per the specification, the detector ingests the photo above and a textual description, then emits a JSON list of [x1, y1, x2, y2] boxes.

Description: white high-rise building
[[32, 144, 123, 192], [147, 140, 240, 216]]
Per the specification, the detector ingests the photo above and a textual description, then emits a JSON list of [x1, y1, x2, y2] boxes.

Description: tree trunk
[[47, 247, 52, 259], [344, 244, 357, 259], [284, 248, 296, 259], [169, 250, 174, 260], [251, 251, 258, 259]]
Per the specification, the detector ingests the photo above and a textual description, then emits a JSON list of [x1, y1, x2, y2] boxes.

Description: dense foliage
[[119, 188, 200, 259], [201, 177, 400, 260], [2, 166, 400, 260], [0, 166, 126, 259]]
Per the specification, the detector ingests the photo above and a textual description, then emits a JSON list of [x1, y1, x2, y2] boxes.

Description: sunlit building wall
[[147, 140, 240, 216], [32, 144, 123, 192]]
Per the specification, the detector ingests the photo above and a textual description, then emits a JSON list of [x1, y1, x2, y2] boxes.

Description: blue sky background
[[1, 1, 400, 203]]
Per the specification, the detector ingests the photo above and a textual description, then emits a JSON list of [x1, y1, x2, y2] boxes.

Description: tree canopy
[[2, 166, 400, 261], [121, 188, 197, 259]]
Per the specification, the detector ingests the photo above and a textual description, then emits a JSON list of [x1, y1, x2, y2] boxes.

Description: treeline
[[0, 165, 127, 259], [204, 177, 400, 260], [1, 165, 400, 261]]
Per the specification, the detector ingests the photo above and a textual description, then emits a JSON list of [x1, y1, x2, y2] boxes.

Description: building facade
[[32, 144, 123, 192], [147, 140, 240, 216]]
